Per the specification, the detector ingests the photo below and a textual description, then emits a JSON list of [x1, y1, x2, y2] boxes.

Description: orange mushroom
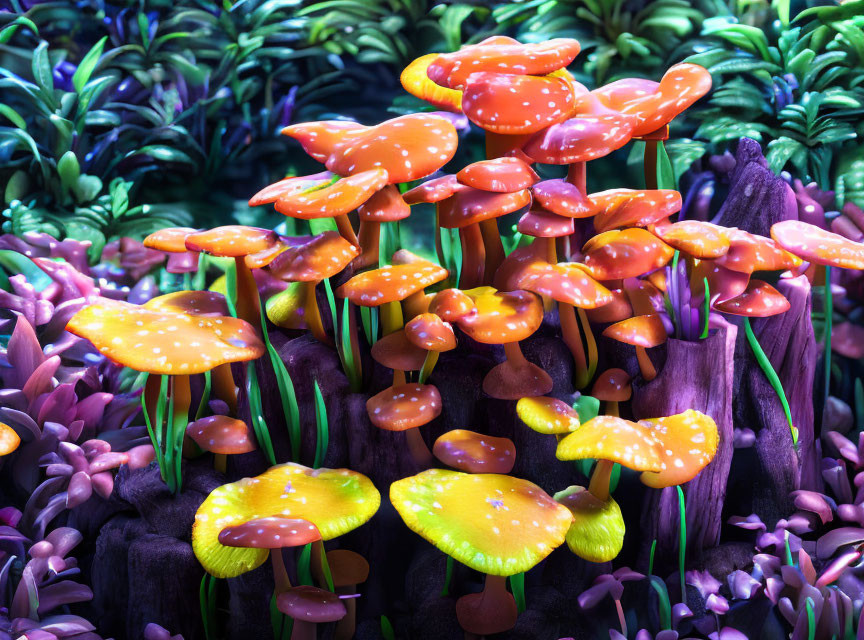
[[405, 312, 456, 383], [771, 220, 864, 270], [591, 368, 632, 417], [0, 423, 21, 457], [602, 314, 667, 382], [433, 429, 516, 474], [186, 415, 256, 473], [400, 53, 463, 112], [428, 287, 476, 323], [652, 220, 731, 259], [143, 226, 199, 275], [367, 382, 442, 467], [583, 228, 675, 281], [591, 189, 683, 233], [713, 279, 791, 317], [715, 228, 802, 274]]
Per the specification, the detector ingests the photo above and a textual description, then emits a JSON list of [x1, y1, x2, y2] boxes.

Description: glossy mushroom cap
[[591, 369, 632, 402], [192, 463, 380, 577], [585, 288, 633, 324], [390, 469, 573, 576], [0, 423, 21, 456], [218, 517, 321, 549], [367, 383, 442, 431], [716, 228, 802, 274], [556, 416, 664, 471], [357, 185, 410, 222], [281, 121, 366, 163], [652, 220, 731, 259], [456, 287, 543, 344], [400, 53, 463, 112], [185, 226, 280, 258], [186, 416, 257, 455], [338, 259, 448, 307], [437, 186, 531, 229], [591, 189, 682, 233], [428, 288, 476, 322], [555, 485, 625, 563], [277, 585, 346, 624], [144, 227, 198, 253], [602, 314, 668, 348], [531, 179, 593, 218], [516, 397, 580, 435], [517, 209, 575, 238], [638, 410, 719, 488], [456, 158, 539, 193], [403, 175, 461, 205], [269, 231, 359, 282], [143, 291, 229, 317], [713, 280, 791, 317], [523, 106, 635, 165], [405, 313, 457, 352], [370, 330, 428, 371], [583, 229, 675, 281], [771, 220, 864, 270], [512, 262, 613, 309], [274, 169, 389, 220], [433, 429, 516, 474], [325, 549, 370, 588], [248, 171, 334, 207], [66, 299, 265, 375], [265, 283, 308, 330]]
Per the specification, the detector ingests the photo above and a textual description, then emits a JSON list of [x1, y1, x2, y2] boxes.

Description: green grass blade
[[677, 485, 686, 602], [246, 362, 277, 465], [312, 381, 329, 469], [361, 305, 375, 345], [225, 261, 238, 318], [340, 298, 362, 391], [318, 542, 335, 592], [140, 374, 168, 482], [509, 572, 526, 613], [649, 575, 672, 630], [199, 575, 211, 640], [649, 539, 657, 576], [195, 370, 212, 421], [657, 140, 676, 189], [297, 544, 314, 585], [380, 615, 395, 640], [700, 277, 711, 339], [441, 555, 454, 597], [806, 597, 815, 640]]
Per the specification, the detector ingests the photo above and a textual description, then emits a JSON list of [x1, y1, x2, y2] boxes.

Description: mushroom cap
[[531, 179, 593, 218], [143, 227, 198, 253], [591, 368, 632, 402], [433, 429, 516, 474], [516, 396, 580, 434], [638, 409, 719, 488], [366, 383, 442, 431], [427, 38, 581, 90], [652, 220, 731, 259], [217, 517, 321, 549], [0, 423, 21, 456], [833, 321, 864, 359], [456, 287, 543, 344], [456, 158, 539, 193], [405, 313, 457, 352], [357, 185, 410, 222], [325, 549, 370, 587], [66, 298, 265, 375], [461, 73, 574, 135], [185, 226, 280, 258], [517, 208, 575, 238], [275, 169, 389, 220], [326, 114, 458, 184], [248, 172, 334, 207], [245, 242, 288, 269], [277, 586, 346, 623], [186, 415, 257, 455], [512, 262, 613, 308], [370, 330, 428, 371], [583, 229, 675, 280], [337, 260, 448, 307], [438, 186, 531, 229], [691, 260, 750, 304], [585, 288, 633, 324], [281, 121, 366, 164], [716, 228, 802, 274], [400, 53, 463, 112], [556, 415, 664, 471], [192, 463, 380, 578], [602, 314, 667, 348], [555, 485, 625, 563], [593, 63, 712, 136], [143, 291, 229, 317], [771, 220, 864, 270], [713, 279, 790, 317], [403, 175, 461, 205], [390, 469, 573, 576], [483, 358, 553, 400], [523, 111, 635, 165], [428, 288, 476, 322], [265, 283, 308, 330], [591, 189, 682, 233], [623, 278, 665, 317], [269, 231, 359, 282]]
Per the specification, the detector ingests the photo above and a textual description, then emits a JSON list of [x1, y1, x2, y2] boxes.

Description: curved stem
[[393, 370, 407, 386], [167, 374, 191, 493], [588, 459, 615, 501], [302, 281, 331, 345], [577, 308, 598, 383], [380, 300, 404, 336], [406, 427, 433, 468], [559, 303, 588, 389], [615, 599, 627, 637], [289, 620, 316, 640], [211, 363, 238, 415], [234, 257, 260, 327], [335, 586, 358, 640], [566, 162, 586, 193], [459, 224, 486, 289], [335, 214, 359, 247], [353, 220, 380, 270], [403, 291, 430, 320], [636, 346, 656, 382], [271, 549, 292, 594], [479, 218, 505, 283], [503, 341, 528, 368], [419, 351, 439, 384]]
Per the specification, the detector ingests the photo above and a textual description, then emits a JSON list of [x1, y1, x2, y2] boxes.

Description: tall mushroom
[[185, 415, 257, 473], [591, 369, 632, 417], [143, 226, 200, 282], [404, 312, 457, 383], [602, 313, 668, 382], [367, 382, 442, 468], [277, 585, 346, 640]]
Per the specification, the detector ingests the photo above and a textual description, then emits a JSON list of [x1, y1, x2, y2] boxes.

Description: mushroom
[[440, 287, 550, 400], [390, 469, 573, 636], [713, 280, 791, 317], [403, 174, 464, 274], [185, 415, 257, 473], [184, 225, 285, 325], [515, 396, 580, 437], [366, 383, 442, 467], [268, 231, 360, 344], [517, 207, 575, 265], [715, 228, 802, 275], [583, 228, 675, 281], [311, 549, 370, 640], [400, 53, 463, 112], [433, 429, 516, 474], [143, 226, 200, 279], [66, 299, 265, 492], [637, 410, 720, 489], [602, 314, 667, 382], [404, 312, 457, 383], [0, 422, 21, 457], [652, 220, 732, 260], [590, 189, 683, 233], [591, 368, 632, 417], [771, 220, 864, 271], [370, 329, 428, 386], [192, 463, 380, 579], [218, 517, 321, 594], [554, 484, 626, 564], [276, 585, 346, 640]]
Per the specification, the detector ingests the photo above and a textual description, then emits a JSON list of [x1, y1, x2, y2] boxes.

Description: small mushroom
[[652, 220, 731, 259], [186, 415, 256, 473], [591, 368, 632, 417], [311, 549, 370, 640], [400, 53, 463, 112], [404, 312, 457, 383], [637, 410, 719, 488], [143, 227, 199, 275], [772, 220, 864, 270], [433, 429, 516, 474], [555, 484, 626, 563], [583, 228, 675, 281], [602, 314, 667, 382], [715, 228, 802, 274], [713, 280, 791, 317], [367, 383, 442, 467], [276, 585, 346, 640], [516, 396, 580, 436], [371, 330, 428, 385]]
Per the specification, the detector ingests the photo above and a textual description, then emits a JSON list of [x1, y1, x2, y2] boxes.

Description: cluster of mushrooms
[[61, 35, 864, 638]]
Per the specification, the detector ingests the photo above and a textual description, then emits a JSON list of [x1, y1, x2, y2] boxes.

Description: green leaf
[[31, 41, 54, 93], [0, 104, 26, 130], [4, 169, 29, 204], [72, 174, 103, 203], [0, 16, 39, 45], [130, 145, 196, 164], [57, 151, 80, 192], [73, 36, 107, 93], [766, 136, 804, 174], [312, 380, 329, 469]]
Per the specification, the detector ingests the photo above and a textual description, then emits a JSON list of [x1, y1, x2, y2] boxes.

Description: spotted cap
[[433, 429, 516, 474], [516, 396, 580, 435]]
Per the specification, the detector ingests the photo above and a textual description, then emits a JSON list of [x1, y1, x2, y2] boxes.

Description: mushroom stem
[[615, 598, 627, 637], [335, 214, 360, 247], [484, 132, 531, 160], [165, 374, 191, 493], [353, 221, 380, 270], [540, 237, 557, 265], [335, 586, 358, 640], [459, 224, 486, 289], [479, 219, 505, 283], [559, 303, 589, 389], [566, 162, 586, 194], [406, 427, 433, 468], [214, 453, 227, 473], [403, 290, 430, 320], [302, 281, 331, 345], [503, 341, 528, 368], [289, 619, 317, 640], [233, 256, 261, 327], [635, 346, 657, 381], [578, 308, 599, 384], [211, 364, 238, 415], [271, 548, 292, 594], [644, 141, 658, 190], [418, 351, 439, 384], [380, 301, 404, 336], [456, 573, 516, 638], [606, 401, 619, 418], [393, 370, 406, 386], [588, 459, 615, 502]]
